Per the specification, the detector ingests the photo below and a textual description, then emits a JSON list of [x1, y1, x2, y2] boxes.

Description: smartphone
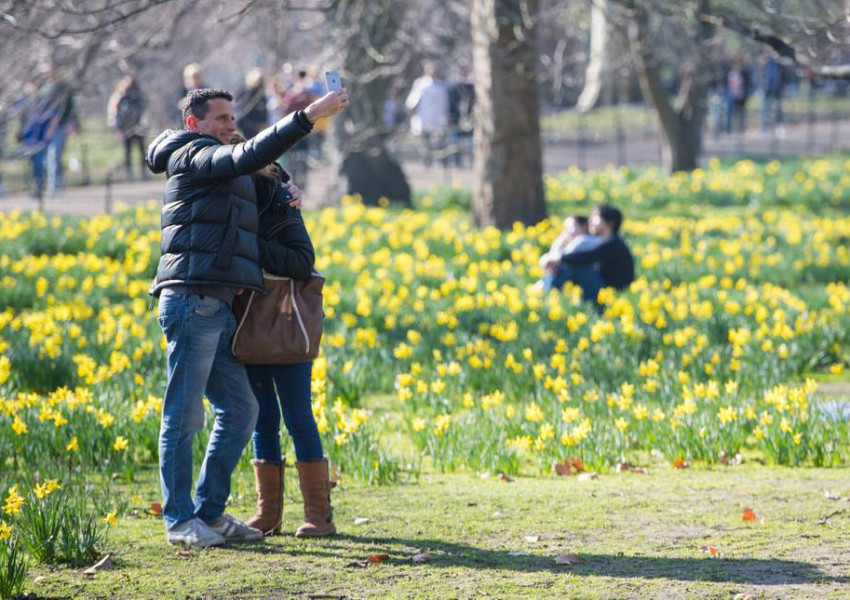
[[324, 70, 343, 92]]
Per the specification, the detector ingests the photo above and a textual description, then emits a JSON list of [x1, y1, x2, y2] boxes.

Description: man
[[545, 204, 634, 303], [405, 60, 450, 167], [146, 85, 347, 548]]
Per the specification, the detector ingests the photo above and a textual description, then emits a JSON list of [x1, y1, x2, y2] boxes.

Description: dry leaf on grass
[[508, 552, 529, 557], [175, 549, 193, 558], [147, 502, 163, 516], [554, 457, 584, 476], [742, 507, 758, 522], [83, 554, 113, 575], [524, 535, 539, 543], [411, 552, 431, 564], [824, 491, 843, 501], [700, 545, 718, 558], [673, 459, 690, 470], [353, 517, 372, 525], [554, 553, 583, 565], [577, 472, 598, 482], [368, 553, 389, 563]]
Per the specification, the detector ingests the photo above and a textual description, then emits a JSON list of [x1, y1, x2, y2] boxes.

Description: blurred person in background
[[175, 63, 205, 123], [448, 62, 475, 168], [760, 54, 785, 136], [108, 75, 148, 181], [43, 77, 78, 196], [280, 70, 318, 186], [405, 60, 450, 167], [236, 68, 270, 140], [724, 56, 752, 134]]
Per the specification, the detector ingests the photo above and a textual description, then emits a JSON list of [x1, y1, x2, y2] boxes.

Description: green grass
[[19, 462, 850, 599]]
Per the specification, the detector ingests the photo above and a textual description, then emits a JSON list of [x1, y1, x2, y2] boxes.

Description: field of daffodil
[[0, 156, 848, 510]]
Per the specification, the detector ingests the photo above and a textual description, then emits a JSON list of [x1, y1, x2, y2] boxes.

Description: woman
[[236, 139, 335, 538], [107, 75, 147, 180]]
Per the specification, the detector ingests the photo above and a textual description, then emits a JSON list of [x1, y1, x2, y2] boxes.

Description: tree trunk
[[471, 0, 546, 229], [327, 0, 411, 206], [627, 0, 711, 173]]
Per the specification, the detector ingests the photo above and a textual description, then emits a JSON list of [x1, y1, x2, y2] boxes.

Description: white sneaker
[[167, 518, 226, 547], [206, 514, 263, 542]]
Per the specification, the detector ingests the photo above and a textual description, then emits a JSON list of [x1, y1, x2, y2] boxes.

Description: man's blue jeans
[[246, 362, 324, 463], [46, 123, 68, 194], [157, 289, 259, 530], [543, 263, 606, 303]]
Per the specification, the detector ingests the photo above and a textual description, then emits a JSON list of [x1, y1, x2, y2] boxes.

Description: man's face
[[589, 212, 610, 237], [187, 98, 236, 144]]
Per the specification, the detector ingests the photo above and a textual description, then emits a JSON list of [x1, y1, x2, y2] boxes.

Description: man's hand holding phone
[[304, 87, 348, 124]]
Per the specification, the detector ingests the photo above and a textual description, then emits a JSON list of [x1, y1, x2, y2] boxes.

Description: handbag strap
[[289, 278, 311, 354]]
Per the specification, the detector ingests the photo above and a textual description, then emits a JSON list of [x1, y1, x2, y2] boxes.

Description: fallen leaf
[[742, 508, 757, 522], [32, 576, 47, 584], [554, 457, 584, 476], [367, 553, 389, 564], [346, 560, 369, 569], [700, 545, 718, 558], [498, 472, 514, 483], [524, 535, 540, 543], [555, 553, 583, 565], [354, 517, 372, 526], [615, 463, 631, 472], [673, 459, 690, 470], [175, 549, 193, 558], [83, 554, 113, 575], [508, 552, 529, 557], [411, 552, 430, 564], [577, 472, 598, 482], [147, 502, 163, 516], [824, 491, 842, 501]]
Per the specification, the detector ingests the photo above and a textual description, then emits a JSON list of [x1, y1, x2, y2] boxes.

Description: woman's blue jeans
[[246, 362, 324, 463]]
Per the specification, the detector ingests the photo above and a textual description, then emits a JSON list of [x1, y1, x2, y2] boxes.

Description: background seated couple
[[538, 204, 635, 303]]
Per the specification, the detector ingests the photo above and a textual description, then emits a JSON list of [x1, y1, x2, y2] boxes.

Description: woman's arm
[[259, 206, 315, 279]]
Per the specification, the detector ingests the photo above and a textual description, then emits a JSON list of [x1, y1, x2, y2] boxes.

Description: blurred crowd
[[2, 50, 846, 199]]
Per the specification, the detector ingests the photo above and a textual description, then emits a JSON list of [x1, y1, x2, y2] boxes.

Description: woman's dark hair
[[594, 204, 623, 233], [181, 88, 233, 121]]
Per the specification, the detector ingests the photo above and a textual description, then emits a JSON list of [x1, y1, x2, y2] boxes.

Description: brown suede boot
[[295, 459, 336, 538], [245, 459, 284, 536]]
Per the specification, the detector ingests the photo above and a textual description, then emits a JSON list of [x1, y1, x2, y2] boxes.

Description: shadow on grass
[[218, 534, 846, 586]]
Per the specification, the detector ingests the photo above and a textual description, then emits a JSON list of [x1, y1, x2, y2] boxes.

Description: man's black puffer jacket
[[145, 111, 313, 296]]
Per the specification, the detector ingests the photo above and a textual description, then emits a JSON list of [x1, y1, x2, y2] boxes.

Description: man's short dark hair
[[181, 88, 233, 122], [569, 215, 589, 228], [595, 204, 623, 233]]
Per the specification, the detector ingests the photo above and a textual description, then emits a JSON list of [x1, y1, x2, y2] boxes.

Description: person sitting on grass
[[543, 204, 634, 303], [538, 215, 600, 290]]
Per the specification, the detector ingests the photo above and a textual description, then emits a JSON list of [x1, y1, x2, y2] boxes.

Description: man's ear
[[185, 115, 198, 132]]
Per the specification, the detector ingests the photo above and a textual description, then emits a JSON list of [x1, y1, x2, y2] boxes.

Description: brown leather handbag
[[231, 271, 325, 364]]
